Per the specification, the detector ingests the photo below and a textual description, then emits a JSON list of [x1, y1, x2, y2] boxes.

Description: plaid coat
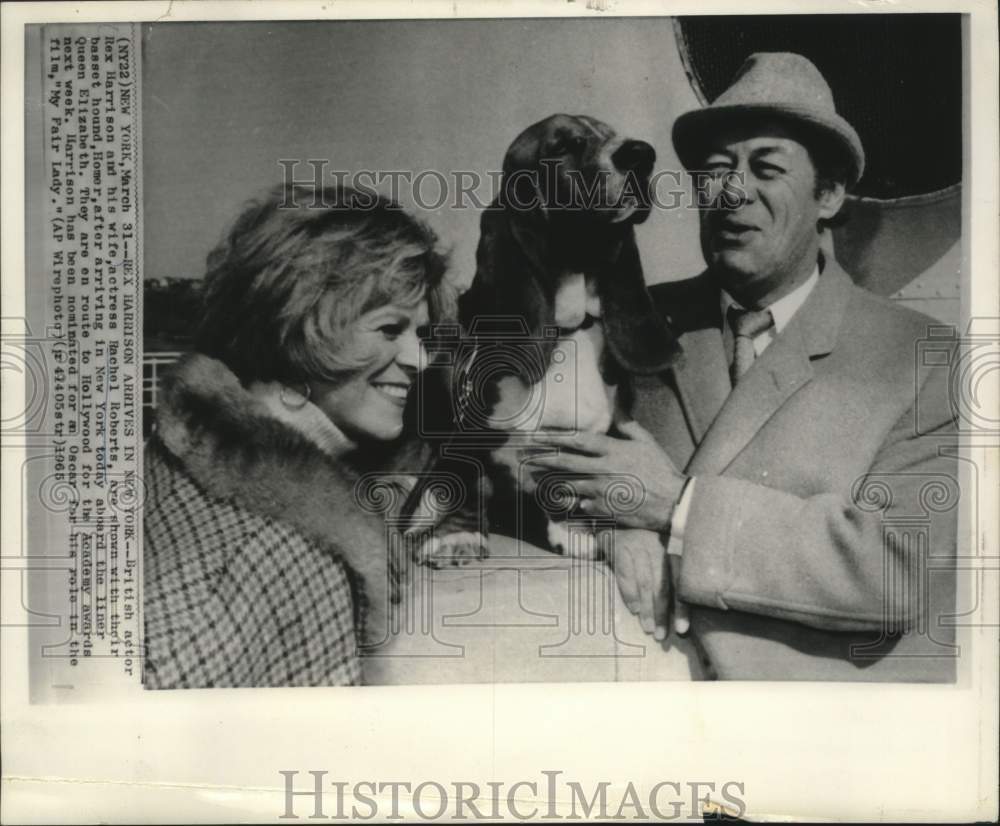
[[143, 355, 401, 689], [143, 439, 361, 688]]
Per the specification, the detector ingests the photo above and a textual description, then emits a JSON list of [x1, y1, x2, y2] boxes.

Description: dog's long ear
[[460, 120, 554, 337], [598, 228, 681, 374], [458, 198, 555, 387], [461, 196, 553, 338]]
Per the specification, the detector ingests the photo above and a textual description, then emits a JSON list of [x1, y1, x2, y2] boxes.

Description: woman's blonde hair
[[196, 184, 454, 384]]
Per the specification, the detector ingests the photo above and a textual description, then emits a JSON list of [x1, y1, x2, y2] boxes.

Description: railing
[[143, 351, 184, 435]]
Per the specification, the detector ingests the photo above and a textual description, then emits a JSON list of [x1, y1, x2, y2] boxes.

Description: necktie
[[727, 306, 774, 384]]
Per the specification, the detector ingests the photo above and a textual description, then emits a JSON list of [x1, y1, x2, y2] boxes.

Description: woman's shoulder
[[151, 354, 388, 556], [144, 433, 340, 568], [142, 435, 361, 689]]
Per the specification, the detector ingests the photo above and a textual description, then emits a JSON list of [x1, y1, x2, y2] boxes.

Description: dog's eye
[[547, 135, 586, 155]]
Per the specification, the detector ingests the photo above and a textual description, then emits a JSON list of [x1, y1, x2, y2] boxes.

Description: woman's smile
[[370, 379, 411, 405], [309, 300, 430, 442]]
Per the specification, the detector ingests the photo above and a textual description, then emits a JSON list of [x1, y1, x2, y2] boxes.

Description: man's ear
[[817, 180, 847, 221]]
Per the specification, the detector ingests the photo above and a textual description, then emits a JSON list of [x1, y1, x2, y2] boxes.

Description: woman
[[142, 185, 454, 689]]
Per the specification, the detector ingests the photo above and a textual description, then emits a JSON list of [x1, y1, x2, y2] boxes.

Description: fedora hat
[[672, 52, 865, 187]]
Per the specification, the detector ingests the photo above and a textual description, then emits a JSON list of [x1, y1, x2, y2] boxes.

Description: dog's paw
[[417, 532, 489, 568], [546, 521, 602, 559], [547, 520, 570, 555]]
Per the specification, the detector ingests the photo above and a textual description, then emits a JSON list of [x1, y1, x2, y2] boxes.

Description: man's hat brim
[[672, 103, 866, 188]]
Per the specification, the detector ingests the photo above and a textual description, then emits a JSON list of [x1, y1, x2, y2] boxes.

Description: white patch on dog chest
[[486, 271, 615, 434], [553, 271, 603, 330]]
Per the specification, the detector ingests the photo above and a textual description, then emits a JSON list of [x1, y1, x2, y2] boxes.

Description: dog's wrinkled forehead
[[503, 113, 617, 173]]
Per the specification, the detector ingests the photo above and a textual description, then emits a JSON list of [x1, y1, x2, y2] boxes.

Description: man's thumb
[[618, 419, 652, 442]]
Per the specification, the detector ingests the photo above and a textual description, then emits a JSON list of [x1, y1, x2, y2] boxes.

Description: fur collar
[[154, 354, 398, 638]]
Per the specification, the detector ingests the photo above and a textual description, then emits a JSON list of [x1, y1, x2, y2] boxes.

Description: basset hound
[[420, 113, 678, 560]]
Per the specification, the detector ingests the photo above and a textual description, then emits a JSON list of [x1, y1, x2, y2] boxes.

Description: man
[[528, 53, 958, 681]]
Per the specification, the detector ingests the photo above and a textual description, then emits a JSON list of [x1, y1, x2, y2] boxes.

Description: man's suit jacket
[[634, 256, 959, 681]]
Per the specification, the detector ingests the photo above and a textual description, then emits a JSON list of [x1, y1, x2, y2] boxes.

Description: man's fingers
[[653, 546, 671, 642], [666, 553, 690, 636], [527, 430, 608, 456], [523, 452, 602, 474], [674, 599, 691, 636], [616, 419, 655, 443], [634, 546, 656, 634], [614, 547, 640, 614]]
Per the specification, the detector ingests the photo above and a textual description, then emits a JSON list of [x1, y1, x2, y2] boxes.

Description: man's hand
[[525, 420, 688, 531], [608, 529, 689, 641]]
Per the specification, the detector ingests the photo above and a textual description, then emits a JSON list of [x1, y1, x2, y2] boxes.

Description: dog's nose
[[612, 140, 656, 175]]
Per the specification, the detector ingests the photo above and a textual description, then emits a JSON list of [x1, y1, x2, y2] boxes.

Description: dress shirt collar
[[720, 265, 820, 334]]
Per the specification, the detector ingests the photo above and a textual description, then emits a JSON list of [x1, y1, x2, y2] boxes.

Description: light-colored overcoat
[[634, 257, 958, 681]]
